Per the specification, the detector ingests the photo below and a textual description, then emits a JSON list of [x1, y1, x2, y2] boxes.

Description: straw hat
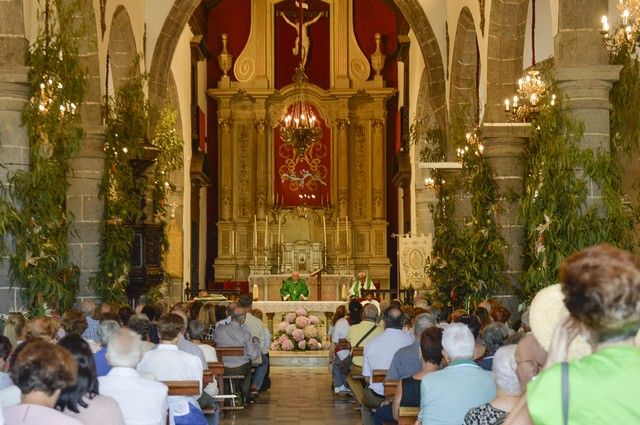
[[529, 284, 592, 360]]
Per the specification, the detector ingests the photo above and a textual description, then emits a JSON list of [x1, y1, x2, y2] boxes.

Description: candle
[[278, 214, 282, 246], [340, 283, 347, 301], [264, 216, 268, 248], [231, 230, 235, 255], [336, 216, 339, 247], [254, 214, 257, 248], [252, 283, 260, 301], [346, 216, 350, 250], [322, 215, 327, 247]]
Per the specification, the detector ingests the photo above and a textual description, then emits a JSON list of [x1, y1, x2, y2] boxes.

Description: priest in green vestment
[[280, 271, 309, 301]]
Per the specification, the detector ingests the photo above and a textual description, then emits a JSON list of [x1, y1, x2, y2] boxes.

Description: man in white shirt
[[237, 295, 268, 395], [361, 307, 414, 425], [137, 313, 207, 425], [360, 290, 381, 314], [99, 328, 169, 425]]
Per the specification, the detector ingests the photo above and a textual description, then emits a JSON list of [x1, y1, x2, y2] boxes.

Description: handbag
[[336, 324, 378, 376]]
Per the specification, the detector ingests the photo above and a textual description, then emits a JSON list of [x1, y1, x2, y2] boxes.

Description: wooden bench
[[351, 346, 364, 357], [384, 379, 400, 397], [398, 406, 420, 425], [372, 369, 388, 383], [162, 380, 200, 396], [215, 346, 245, 358]]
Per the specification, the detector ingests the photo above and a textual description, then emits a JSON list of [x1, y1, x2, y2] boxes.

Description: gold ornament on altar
[[601, 1, 640, 54], [370, 33, 386, 77], [218, 33, 233, 77]]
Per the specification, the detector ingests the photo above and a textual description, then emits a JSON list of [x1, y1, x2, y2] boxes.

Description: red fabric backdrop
[[274, 103, 331, 208]]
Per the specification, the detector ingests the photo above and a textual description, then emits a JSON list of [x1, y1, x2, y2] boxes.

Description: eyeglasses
[[516, 359, 540, 368]]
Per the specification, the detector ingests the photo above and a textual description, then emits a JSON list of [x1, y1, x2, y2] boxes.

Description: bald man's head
[[515, 334, 548, 387]]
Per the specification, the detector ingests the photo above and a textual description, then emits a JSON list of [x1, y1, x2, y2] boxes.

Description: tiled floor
[[219, 366, 361, 425]]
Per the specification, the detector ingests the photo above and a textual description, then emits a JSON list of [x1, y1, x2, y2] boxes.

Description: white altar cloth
[[253, 301, 347, 314]]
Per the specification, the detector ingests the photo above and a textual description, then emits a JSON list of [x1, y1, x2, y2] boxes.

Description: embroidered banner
[[398, 234, 432, 289]]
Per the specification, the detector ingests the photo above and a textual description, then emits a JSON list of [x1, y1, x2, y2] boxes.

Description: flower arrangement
[[271, 307, 325, 351]]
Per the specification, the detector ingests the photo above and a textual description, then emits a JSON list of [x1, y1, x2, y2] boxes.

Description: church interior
[[1, 0, 640, 424]]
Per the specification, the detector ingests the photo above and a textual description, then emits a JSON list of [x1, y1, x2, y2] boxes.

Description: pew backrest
[[161, 380, 200, 396], [398, 406, 420, 425]]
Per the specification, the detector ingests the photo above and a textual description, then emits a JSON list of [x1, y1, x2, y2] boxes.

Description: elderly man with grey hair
[[386, 312, 437, 380], [99, 328, 169, 425], [93, 319, 120, 377], [416, 323, 496, 425], [478, 322, 510, 371], [464, 345, 522, 424], [171, 308, 207, 369]]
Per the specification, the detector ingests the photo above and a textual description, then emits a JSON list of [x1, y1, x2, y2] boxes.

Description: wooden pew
[[215, 346, 245, 358], [384, 379, 400, 397], [372, 369, 388, 383], [162, 380, 200, 396], [203, 369, 213, 385], [398, 406, 420, 425], [350, 346, 365, 379], [208, 361, 225, 396]]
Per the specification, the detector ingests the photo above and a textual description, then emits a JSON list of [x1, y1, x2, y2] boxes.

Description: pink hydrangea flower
[[308, 315, 320, 325], [278, 321, 289, 332], [270, 341, 280, 351], [278, 334, 291, 344], [295, 316, 310, 328], [285, 312, 297, 323], [281, 338, 294, 351], [308, 338, 319, 350], [298, 340, 307, 350], [303, 325, 317, 339], [292, 328, 305, 342], [285, 324, 297, 335], [295, 307, 308, 317]]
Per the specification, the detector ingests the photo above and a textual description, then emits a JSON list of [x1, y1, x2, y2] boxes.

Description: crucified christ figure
[[281, 11, 324, 69]]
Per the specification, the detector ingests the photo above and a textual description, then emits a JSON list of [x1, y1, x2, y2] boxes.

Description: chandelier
[[280, 69, 323, 156], [504, 0, 553, 122], [601, 1, 640, 54]]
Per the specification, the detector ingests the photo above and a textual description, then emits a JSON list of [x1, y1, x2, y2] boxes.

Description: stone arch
[[485, 0, 530, 122], [148, 0, 201, 116], [391, 0, 448, 130], [107, 5, 138, 90], [449, 7, 479, 125]]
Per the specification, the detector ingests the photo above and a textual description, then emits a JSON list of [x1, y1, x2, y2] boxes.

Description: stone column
[[479, 123, 529, 290], [554, 0, 620, 207], [255, 119, 267, 218], [0, 0, 29, 311], [371, 119, 385, 220], [67, 127, 106, 297], [336, 119, 349, 217]]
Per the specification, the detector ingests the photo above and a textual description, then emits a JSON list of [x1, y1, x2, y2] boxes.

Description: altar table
[[253, 301, 348, 340], [249, 274, 354, 301]]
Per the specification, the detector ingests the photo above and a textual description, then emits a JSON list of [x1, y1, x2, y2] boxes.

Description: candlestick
[[231, 230, 235, 256], [278, 214, 282, 246], [253, 214, 257, 248]]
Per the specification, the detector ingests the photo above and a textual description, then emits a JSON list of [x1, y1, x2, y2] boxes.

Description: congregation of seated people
[[0, 293, 272, 425], [328, 244, 640, 425], [1, 243, 640, 424]]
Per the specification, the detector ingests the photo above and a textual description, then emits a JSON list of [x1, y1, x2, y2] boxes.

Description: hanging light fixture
[[504, 0, 553, 122], [278, 0, 323, 156], [601, 1, 640, 54]]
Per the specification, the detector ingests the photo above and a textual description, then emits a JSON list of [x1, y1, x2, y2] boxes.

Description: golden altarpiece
[[208, 0, 395, 300]]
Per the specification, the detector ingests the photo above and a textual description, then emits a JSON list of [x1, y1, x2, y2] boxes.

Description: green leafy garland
[[90, 60, 148, 303], [610, 49, 640, 156], [414, 113, 506, 308], [519, 91, 635, 301], [4, 0, 86, 315]]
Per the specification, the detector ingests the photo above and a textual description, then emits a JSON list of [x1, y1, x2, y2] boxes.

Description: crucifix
[[280, 0, 326, 69]]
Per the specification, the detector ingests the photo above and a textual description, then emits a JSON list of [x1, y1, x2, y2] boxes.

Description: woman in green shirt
[[506, 244, 640, 424]]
